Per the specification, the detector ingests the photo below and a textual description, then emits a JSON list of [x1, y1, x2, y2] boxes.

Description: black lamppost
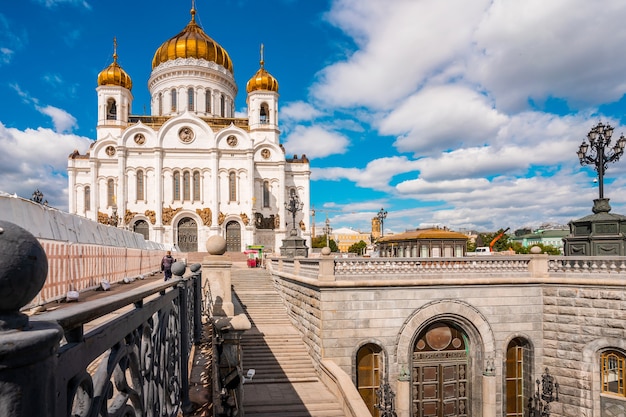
[[577, 122, 626, 200], [323, 216, 332, 248], [377, 208, 388, 237], [284, 191, 303, 232], [527, 368, 559, 417]]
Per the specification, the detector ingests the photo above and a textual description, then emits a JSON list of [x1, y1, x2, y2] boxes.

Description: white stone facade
[[68, 13, 310, 253]]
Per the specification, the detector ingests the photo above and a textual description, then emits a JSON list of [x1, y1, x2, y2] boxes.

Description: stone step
[[231, 266, 346, 416]]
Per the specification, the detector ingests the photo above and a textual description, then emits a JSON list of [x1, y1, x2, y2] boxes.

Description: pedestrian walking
[[161, 250, 175, 281]]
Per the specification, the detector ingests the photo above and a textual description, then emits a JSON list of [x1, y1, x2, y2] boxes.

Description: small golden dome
[[97, 38, 132, 90], [246, 45, 279, 93], [152, 7, 233, 73]]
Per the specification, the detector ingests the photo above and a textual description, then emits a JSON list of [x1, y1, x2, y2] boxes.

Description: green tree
[[311, 235, 338, 252], [348, 240, 368, 255], [511, 242, 561, 255], [475, 229, 512, 252]]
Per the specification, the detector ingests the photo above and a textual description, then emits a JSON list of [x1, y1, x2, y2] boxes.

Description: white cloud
[[281, 101, 323, 122], [315, 0, 490, 109], [36, 105, 78, 133], [0, 123, 92, 210], [313, 156, 422, 190], [282, 125, 350, 159], [469, 0, 626, 111], [378, 84, 507, 155]]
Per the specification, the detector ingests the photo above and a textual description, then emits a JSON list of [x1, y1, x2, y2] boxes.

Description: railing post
[[173, 261, 193, 413], [318, 247, 336, 281], [202, 237, 234, 317], [190, 263, 203, 342], [0, 221, 63, 417]]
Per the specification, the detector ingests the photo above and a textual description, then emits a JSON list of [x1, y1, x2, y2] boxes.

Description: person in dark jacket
[[161, 251, 175, 281]]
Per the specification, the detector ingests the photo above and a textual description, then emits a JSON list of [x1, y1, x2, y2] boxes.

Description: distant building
[[377, 228, 468, 257], [331, 227, 371, 253], [511, 227, 569, 253]]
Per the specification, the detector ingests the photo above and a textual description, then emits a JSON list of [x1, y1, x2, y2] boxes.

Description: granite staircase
[[231, 266, 346, 417]]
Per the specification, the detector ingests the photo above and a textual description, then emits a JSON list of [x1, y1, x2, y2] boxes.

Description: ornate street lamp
[[284, 191, 303, 231], [527, 367, 559, 417], [577, 122, 626, 200], [376, 208, 388, 237], [323, 216, 332, 248]]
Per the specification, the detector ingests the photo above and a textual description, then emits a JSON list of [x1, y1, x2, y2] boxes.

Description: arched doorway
[[357, 344, 383, 417], [177, 217, 198, 252], [226, 221, 241, 252], [133, 220, 149, 240], [412, 322, 469, 417]]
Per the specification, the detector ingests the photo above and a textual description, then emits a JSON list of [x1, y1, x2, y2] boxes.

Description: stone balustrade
[[268, 254, 626, 281]]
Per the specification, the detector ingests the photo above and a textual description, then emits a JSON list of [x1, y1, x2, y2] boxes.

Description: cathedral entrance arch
[[226, 221, 241, 252], [177, 217, 198, 252], [133, 220, 149, 240], [412, 322, 469, 417]]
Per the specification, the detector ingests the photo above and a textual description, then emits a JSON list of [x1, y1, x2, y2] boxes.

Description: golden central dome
[[152, 8, 233, 73], [98, 39, 132, 90]]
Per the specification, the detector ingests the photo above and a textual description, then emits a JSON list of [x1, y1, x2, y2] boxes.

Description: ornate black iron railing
[[30, 263, 202, 417]]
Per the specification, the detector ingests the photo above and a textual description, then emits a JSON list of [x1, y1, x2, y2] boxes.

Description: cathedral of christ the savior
[[67, 6, 311, 253]]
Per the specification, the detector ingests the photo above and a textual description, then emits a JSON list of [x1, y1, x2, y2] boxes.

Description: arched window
[[188, 87, 194, 111], [357, 344, 383, 417], [602, 350, 626, 397], [505, 338, 532, 416], [158, 92, 162, 116], [136, 169, 144, 201], [84, 186, 90, 211], [107, 179, 115, 207], [133, 220, 149, 240], [205, 89, 211, 113], [263, 180, 270, 207], [220, 94, 225, 117], [193, 171, 200, 202], [171, 88, 177, 112], [183, 171, 191, 201], [173, 171, 180, 200], [107, 98, 117, 120], [260, 103, 269, 124], [229, 171, 237, 202]]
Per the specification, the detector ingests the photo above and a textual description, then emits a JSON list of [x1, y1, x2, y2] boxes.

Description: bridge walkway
[[231, 264, 346, 417]]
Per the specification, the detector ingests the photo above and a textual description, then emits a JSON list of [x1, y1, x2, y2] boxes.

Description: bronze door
[[226, 221, 241, 252], [412, 323, 469, 417], [177, 217, 198, 252]]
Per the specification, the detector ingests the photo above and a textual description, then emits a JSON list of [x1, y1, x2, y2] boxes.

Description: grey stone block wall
[[271, 272, 546, 416], [543, 285, 626, 416]]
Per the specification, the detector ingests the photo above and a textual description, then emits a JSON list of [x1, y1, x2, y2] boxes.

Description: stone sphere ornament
[[171, 261, 187, 277], [206, 235, 227, 255], [0, 221, 48, 314]]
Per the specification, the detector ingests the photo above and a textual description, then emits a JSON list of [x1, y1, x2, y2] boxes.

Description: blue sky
[[3, 0, 626, 235]]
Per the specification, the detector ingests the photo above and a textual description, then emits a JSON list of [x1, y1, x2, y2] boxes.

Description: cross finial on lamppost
[[377, 208, 388, 237], [578, 122, 626, 200]]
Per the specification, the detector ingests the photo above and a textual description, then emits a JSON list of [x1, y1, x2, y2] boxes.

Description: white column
[[90, 159, 98, 222], [117, 147, 126, 226], [155, 148, 163, 225], [210, 154, 219, 230]]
